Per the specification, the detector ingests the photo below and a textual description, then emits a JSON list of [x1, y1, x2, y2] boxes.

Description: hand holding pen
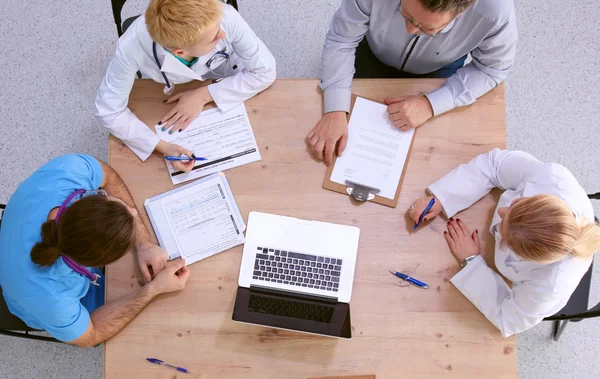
[[408, 195, 443, 230], [156, 141, 196, 173]]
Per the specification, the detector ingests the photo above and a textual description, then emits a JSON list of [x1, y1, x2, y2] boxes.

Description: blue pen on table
[[413, 197, 436, 230], [165, 155, 207, 161], [146, 358, 189, 374], [390, 270, 429, 289]]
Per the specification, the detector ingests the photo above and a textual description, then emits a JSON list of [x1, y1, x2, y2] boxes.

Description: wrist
[[460, 254, 480, 268], [196, 86, 213, 103], [155, 140, 169, 155], [145, 281, 161, 297], [325, 111, 347, 120], [135, 239, 154, 252], [421, 96, 434, 119]]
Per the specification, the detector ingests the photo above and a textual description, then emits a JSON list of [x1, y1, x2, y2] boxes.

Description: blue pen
[[146, 358, 189, 374], [413, 197, 436, 230], [390, 270, 429, 289], [165, 155, 207, 161]]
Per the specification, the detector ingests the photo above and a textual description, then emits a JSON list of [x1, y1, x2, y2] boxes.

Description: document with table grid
[[145, 172, 245, 265], [156, 103, 261, 185]]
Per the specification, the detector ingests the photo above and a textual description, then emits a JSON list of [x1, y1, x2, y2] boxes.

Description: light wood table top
[[106, 79, 515, 379]]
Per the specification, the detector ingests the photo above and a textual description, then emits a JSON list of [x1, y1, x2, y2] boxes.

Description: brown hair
[[502, 195, 600, 263], [418, 0, 475, 15], [30, 195, 136, 267], [145, 0, 222, 48]]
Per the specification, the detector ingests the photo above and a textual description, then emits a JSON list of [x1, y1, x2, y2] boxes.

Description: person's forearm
[[87, 284, 158, 346], [100, 163, 152, 247]]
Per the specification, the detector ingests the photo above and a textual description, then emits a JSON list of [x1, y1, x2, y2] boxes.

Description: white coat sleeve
[[95, 44, 160, 161], [451, 256, 567, 337], [207, 7, 276, 112], [427, 148, 544, 218]]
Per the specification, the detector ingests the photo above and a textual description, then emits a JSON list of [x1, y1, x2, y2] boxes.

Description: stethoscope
[[55, 189, 102, 286], [152, 42, 232, 96]]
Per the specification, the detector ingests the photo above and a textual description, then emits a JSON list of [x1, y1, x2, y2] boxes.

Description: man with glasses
[[307, 0, 518, 166]]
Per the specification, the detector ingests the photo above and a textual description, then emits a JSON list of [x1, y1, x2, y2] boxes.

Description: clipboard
[[144, 172, 245, 261], [322, 96, 416, 208]]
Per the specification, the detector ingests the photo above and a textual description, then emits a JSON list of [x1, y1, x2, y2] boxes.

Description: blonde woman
[[96, 0, 276, 171], [408, 148, 600, 337]]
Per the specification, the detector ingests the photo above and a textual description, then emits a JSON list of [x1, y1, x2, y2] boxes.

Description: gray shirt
[[320, 0, 518, 116]]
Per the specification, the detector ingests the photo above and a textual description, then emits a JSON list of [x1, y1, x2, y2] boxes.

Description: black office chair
[[543, 192, 600, 341], [0, 204, 60, 342], [111, 0, 239, 38]]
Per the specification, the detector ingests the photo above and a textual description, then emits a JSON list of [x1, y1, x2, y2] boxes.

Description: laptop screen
[[232, 287, 352, 339]]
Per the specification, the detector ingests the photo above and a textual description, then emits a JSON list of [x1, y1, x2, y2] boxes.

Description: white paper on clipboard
[[144, 172, 245, 265]]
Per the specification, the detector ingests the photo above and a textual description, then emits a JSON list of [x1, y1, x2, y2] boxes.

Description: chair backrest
[[111, 0, 239, 37], [111, 0, 128, 37], [0, 204, 4, 230], [0, 203, 37, 330]]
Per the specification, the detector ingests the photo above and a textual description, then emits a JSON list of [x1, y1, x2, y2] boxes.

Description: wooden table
[[106, 79, 515, 379]]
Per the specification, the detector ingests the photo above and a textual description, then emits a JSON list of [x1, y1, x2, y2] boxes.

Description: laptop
[[232, 212, 360, 339]]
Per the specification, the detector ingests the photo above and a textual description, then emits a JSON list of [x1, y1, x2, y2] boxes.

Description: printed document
[[156, 104, 261, 185], [330, 97, 415, 200], [147, 174, 245, 265]]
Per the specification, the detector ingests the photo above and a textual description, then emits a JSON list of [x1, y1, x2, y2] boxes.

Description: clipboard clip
[[345, 180, 380, 202]]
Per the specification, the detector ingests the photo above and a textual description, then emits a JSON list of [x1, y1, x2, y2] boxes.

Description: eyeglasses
[[206, 48, 232, 77], [399, 3, 453, 38]]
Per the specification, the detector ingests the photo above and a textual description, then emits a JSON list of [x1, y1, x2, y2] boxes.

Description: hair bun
[[30, 220, 61, 266]]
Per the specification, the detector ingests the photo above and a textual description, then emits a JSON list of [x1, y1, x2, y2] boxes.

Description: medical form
[[145, 172, 245, 265], [156, 103, 261, 185]]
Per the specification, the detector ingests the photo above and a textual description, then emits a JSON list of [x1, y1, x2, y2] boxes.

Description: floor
[[0, 0, 599, 378]]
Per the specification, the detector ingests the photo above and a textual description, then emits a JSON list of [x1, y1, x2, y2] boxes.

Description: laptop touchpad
[[284, 222, 319, 252]]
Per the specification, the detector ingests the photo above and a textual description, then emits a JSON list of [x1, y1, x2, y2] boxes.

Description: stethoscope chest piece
[[163, 84, 175, 96]]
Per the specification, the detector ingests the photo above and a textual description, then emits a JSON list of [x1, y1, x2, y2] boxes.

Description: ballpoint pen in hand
[[413, 197, 436, 230], [164, 155, 207, 161], [390, 270, 429, 289], [146, 358, 189, 374]]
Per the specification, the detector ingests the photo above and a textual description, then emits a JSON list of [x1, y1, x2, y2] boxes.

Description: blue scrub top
[[0, 154, 105, 342]]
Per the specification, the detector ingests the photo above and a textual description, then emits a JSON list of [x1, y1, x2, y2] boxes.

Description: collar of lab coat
[[159, 49, 204, 81]]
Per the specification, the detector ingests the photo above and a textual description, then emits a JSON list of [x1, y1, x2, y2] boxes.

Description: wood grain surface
[[105, 79, 514, 379]]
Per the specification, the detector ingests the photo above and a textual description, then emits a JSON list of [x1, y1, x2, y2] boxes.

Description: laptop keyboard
[[248, 294, 335, 324], [253, 247, 343, 293]]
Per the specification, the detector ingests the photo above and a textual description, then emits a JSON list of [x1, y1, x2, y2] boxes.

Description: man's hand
[[148, 258, 191, 296], [384, 95, 434, 131], [407, 195, 443, 228], [136, 242, 169, 283], [444, 218, 480, 262], [156, 140, 195, 173], [306, 111, 348, 166], [159, 87, 213, 134]]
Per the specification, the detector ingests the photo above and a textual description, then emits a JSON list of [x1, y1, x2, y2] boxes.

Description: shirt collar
[[158, 47, 203, 81], [439, 18, 456, 34]]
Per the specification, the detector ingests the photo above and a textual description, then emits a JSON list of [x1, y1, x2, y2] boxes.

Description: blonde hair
[[145, 0, 222, 48], [502, 194, 600, 263]]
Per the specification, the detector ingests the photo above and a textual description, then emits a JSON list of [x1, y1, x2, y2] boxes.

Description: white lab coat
[[428, 149, 595, 337], [95, 3, 276, 161]]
